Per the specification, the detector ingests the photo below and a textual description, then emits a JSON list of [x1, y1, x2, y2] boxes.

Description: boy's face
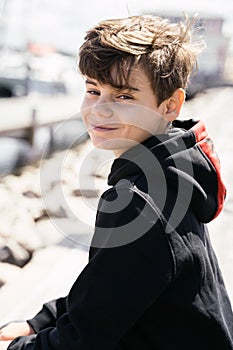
[[81, 66, 174, 157]]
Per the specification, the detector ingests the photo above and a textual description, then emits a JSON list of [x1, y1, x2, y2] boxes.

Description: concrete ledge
[[0, 245, 88, 326]]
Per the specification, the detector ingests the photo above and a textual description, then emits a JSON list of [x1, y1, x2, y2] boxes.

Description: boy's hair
[[78, 15, 204, 105]]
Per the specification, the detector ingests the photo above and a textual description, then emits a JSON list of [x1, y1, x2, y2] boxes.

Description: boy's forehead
[[85, 64, 152, 92], [85, 74, 151, 92], [85, 77, 137, 91], [115, 65, 151, 89]]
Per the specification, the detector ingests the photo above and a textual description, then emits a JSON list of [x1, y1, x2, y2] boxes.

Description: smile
[[91, 124, 118, 132]]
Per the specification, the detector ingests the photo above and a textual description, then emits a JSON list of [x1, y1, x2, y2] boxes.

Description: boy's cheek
[[81, 115, 89, 131], [80, 103, 90, 123], [79, 109, 89, 132], [80, 98, 92, 115]]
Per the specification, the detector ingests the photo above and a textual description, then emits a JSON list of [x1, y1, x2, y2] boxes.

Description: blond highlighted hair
[[78, 14, 205, 105]]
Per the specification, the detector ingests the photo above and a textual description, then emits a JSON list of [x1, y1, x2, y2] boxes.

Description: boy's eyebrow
[[85, 79, 140, 92], [85, 79, 98, 86]]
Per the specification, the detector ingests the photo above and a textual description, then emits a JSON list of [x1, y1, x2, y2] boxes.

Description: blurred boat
[[0, 45, 78, 98]]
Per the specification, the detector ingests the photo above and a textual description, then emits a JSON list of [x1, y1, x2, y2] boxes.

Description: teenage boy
[[0, 14, 233, 350]]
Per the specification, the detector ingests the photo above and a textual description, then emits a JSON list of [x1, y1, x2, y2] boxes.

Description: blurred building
[[140, 10, 231, 97]]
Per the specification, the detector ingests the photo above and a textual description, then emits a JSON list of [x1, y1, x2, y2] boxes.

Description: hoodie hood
[[108, 119, 226, 224]]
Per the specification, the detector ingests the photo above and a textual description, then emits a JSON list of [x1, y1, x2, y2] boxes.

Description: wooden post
[[27, 107, 37, 146]]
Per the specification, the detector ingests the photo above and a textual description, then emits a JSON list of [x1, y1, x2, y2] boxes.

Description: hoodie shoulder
[[173, 119, 226, 221]]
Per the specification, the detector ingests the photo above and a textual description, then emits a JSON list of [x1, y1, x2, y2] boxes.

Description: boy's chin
[[91, 137, 139, 154]]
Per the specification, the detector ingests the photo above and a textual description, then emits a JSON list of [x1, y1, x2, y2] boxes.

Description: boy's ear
[[159, 88, 185, 121]]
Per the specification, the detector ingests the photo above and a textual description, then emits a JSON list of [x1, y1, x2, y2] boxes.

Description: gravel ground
[[0, 86, 233, 326]]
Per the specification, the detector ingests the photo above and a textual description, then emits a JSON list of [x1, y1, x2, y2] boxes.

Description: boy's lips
[[90, 124, 118, 132]]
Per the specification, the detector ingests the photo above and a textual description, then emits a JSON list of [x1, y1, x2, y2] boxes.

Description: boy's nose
[[93, 101, 113, 118]]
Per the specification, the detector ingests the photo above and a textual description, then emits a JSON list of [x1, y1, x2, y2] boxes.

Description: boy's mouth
[[91, 124, 118, 131]]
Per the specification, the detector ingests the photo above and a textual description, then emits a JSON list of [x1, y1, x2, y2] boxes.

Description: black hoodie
[[9, 119, 233, 350]]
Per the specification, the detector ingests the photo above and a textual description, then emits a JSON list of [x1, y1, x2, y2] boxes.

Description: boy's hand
[[0, 322, 35, 341], [0, 340, 12, 350]]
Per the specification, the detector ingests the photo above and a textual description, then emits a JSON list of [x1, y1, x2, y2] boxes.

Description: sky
[[1, 0, 233, 54]]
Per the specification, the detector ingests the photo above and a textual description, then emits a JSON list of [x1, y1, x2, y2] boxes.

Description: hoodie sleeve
[[8, 187, 175, 350], [26, 297, 67, 333]]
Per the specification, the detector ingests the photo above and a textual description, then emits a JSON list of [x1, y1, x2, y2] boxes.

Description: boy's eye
[[116, 94, 133, 100], [86, 90, 100, 96]]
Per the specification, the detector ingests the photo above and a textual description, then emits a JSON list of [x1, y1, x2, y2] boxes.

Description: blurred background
[[0, 0, 233, 326], [1, 0, 233, 100]]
